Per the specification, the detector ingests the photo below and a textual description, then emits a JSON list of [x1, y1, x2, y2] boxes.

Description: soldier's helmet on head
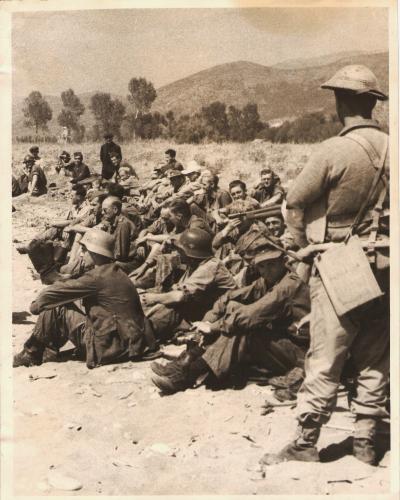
[[321, 64, 388, 100], [174, 228, 213, 259]]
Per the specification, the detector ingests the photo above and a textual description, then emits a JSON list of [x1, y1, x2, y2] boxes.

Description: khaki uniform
[[286, 118, 390, 425]]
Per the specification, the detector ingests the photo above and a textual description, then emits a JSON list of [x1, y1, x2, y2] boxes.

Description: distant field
[[12, 140, 316, 191]]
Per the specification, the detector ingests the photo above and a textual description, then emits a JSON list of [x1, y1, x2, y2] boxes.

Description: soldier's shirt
[[65, 163, 91, 184], [107, 214, 137, 262], [28, 164, 47, 195], [29, 263, 155, 365], [171, 257, 237, 320], [286, 118, 389, 245], [159, 158, 183, 175], [213, 271, 310, 336], [252, 182, 284, 204]]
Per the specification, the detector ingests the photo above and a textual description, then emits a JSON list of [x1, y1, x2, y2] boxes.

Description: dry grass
[[12, 139, 316, 191]]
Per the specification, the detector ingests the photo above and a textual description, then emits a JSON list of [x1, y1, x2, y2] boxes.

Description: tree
[[57, 89, 85, 141], [227, 105, 243, 141], [200, 101, 229, 142], [240, 103, 265, 141], [22, 91, 53, 135], [127, 78, 157, 119], [89, 93, 126, 140]]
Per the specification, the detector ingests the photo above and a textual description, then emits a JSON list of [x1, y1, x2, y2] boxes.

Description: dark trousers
[[26, 303, 86, 354]]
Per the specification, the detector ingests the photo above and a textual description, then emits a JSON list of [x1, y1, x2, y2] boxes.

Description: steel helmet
[[23, 154, 35, 165], [321, 65, 388, 101], [174, 228, 213, 259], [79, 229, 115, 259]]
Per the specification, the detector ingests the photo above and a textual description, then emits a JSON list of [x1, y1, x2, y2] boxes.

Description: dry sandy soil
[[11, 141, 391, 496]]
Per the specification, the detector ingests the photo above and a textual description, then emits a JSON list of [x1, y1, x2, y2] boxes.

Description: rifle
[[227, 205, 283, 221]]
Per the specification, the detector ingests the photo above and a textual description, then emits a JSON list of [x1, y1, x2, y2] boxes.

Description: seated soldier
[[118, 165, 140, 194], [13, 229, 159, 369], [17, 154, 48, 197], [77, 174, 103, 195], [16, 186, 95, 284], [182, 161, 202, 192], [150, 245, 310, 395], [55, 151, 72, 173], [140, 228, 236, 343], [16, 185, 90, 253], [194, 170, 232, 212], [225, 180, 260, 215], [99, 196, 140, 273], [130, 199, 213, 284], [64, 152, 91, 185], [252, 168, 284, 207], [109, 152, 138, 183], [159, 148, 184, 175], [29, 145, 42, 167], [166, 169, 194, 203]]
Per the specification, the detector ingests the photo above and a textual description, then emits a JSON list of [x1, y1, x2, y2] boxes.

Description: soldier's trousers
[[296, 274, 390, 424], [203, 331, 305, 380], [26, 304, 86, 353]]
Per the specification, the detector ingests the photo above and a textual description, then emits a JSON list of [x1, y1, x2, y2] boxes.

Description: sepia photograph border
[[0, 0, 398, 499]]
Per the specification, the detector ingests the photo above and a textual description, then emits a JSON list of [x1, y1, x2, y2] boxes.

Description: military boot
[[261, 414, 321, 465], [353, 416, 377, 465], [13, 336, 45, 368]]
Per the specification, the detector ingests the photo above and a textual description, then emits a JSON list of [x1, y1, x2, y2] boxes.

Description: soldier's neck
[[342, 114, 371, 127]]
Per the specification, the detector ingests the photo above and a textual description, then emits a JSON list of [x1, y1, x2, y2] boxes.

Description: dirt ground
[[11, 156, 391, 496]]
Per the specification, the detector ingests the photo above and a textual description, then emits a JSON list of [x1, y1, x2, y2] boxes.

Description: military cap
[[321, 65, 388, 101], [253, 247, 284, 264]]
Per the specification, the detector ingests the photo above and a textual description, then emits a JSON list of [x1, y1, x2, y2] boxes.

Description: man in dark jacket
[[13, 229, 158, 369], [151, 246, 310, 394], [100, 133, 122, 180]]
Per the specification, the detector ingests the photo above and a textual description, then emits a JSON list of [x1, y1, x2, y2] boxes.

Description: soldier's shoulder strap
[[344, 131, 388, 172]]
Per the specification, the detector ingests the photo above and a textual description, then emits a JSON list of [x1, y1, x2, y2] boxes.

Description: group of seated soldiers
[[13, 145, 309, 402]]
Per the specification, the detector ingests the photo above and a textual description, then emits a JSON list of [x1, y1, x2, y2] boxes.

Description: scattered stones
[[47, 469, 82, 491], [118, 390, 133, 400], [149, 443, 177, 457], [65, 422, 82, 431], [127, 401, 137, 408]]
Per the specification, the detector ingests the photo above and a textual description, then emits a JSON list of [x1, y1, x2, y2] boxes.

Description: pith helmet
[[79, 229, 115, 259], [174, 228, 213, 259], [321, 65, 388, 101]]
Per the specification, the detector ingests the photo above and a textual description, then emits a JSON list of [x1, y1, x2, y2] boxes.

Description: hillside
[[12, 51, 388, 138], [153, 52, 388, 121]]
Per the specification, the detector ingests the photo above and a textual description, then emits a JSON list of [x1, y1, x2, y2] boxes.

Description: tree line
[[21, 78, 345, 144]]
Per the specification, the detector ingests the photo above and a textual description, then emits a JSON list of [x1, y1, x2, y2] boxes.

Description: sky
[[12, 7, 388, 98]]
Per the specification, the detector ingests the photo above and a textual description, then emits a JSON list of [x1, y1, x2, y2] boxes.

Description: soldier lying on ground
[[150, 244, 310, 395], [139, 228, 236, 344], [13, 229, 160, 368]]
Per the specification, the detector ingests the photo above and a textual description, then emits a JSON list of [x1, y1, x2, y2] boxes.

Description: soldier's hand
[[191, 321, 213, 335]]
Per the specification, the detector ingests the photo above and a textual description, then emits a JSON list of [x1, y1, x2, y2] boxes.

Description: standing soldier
[[261, 65, 390, 466], [100, 133, 122, 180]]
